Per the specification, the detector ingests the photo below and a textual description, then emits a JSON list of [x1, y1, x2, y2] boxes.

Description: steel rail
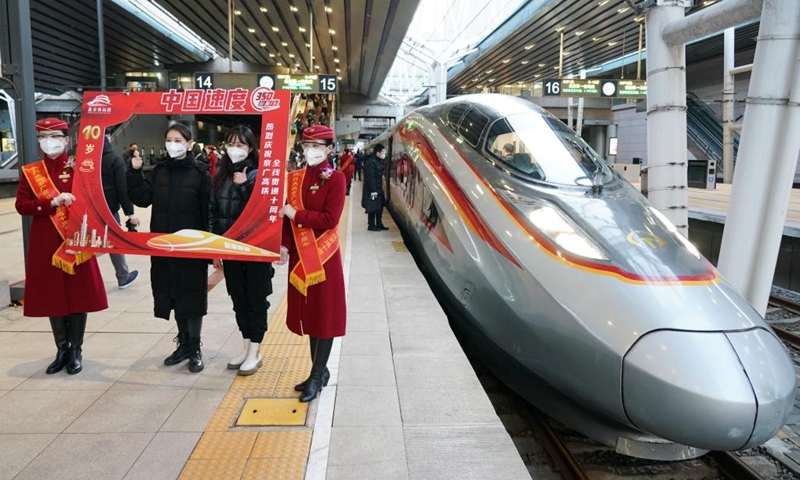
[[768, 295, 800, 350], [526, 410, 590, 480], [709, 451, 765, 480]]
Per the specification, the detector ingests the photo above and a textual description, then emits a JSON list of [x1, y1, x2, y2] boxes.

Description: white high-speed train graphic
[[369, 94, 795, 460]]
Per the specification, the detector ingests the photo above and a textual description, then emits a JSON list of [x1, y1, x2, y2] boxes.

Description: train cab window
[[485, 113, 613, 186], [447, 103, 469, 130], [458, 110, 489, 147]]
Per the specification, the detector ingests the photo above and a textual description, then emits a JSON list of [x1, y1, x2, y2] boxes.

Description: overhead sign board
[[194, 72, 338, 94], [542, 78, 647, 98]]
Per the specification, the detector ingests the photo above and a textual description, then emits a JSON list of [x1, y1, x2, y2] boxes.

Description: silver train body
[[369, 94, 796, 460]]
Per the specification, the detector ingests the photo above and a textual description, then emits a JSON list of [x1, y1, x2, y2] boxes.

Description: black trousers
[[368, 211, 383, 227], [223, 260, 274, 343]]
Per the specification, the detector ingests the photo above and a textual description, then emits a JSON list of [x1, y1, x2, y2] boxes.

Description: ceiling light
[[462, 85, 467, 89], [521, 60, 529, 65], [598, 0, 609, 6], [290, 6, 298, 12], [289, 53, 295, 58], [538, 63, 546, 67], [281, 42, 288, 46], [592, 36, 602, 42], [634, 16, 644, 22], [277, 62, 282, 66], [534, 74, 541, 78], [338, 76, 342, 80], [269, 53, 275, 57], [248, 28, 255, 33], [524, 44, 535, 50], [260, 7, 267, 13], [618, 7, 630, 13], [575, 31, 585, 36], [299, 27, 306, 32], [702, 0, 717, 4], [488, 78, 495, 82], [502, 59, 510, 63], [563, 51, 571, 56], [476, 85, 482, 88], [329, 29, 336, 34], [335, 68, 341, 72], [234, 9, 241, 15], [325, 6, 333, 13], [306, 43, 311, 47], [485, 69, 493, 74], [553, 66, 559, 70], [555, 26, 566, 32], [315, 66, 320, 70], [260, 42, 266, 47], [332, 45, 338, 51], [334, 58, 340, 63], [272, 26, 279, 32], [608, 41, 619, 46]]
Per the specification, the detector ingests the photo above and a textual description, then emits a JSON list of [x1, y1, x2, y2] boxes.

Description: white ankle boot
[[238, 342, 262, 376], [227, 339, 251, 370]]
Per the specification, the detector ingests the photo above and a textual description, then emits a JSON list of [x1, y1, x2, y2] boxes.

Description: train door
[[385, 136, 393, 205]]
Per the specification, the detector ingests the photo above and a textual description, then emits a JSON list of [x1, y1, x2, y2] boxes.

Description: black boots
[[163, 332, 190, 366], [299, 337, 333, 403], [294, 336, 330, 391], [188, 337, 204, 373], [66, 314, 87, 375], [46, 317, 69, 374]]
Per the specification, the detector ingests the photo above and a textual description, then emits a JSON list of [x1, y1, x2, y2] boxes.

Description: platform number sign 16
[[318, 75, 338, 93], [195, 74, 213, 90], [543, 79, 561, 96]]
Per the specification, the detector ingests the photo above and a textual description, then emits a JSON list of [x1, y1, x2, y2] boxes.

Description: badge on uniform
[[310, 184, 319, 194], [59, 173, 71, 183]]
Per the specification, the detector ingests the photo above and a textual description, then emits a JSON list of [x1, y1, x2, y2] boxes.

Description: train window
[[485, 114, 613, 186], [447, 103, 469, 129], [458, 110, 490, 147]]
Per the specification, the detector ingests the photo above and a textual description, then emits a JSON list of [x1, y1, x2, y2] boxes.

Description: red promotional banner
[[66, 88, 291, 262]]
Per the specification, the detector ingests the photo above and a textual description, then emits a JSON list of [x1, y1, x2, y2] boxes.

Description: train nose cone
[[623, 329, 794, 451]]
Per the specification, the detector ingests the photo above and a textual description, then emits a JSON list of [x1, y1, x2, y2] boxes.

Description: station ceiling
[[29, 0, 419, 98], [447, 0, 759, 94]]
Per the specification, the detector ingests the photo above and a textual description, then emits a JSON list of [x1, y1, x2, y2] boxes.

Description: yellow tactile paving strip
[[179, 195, 350, 480]]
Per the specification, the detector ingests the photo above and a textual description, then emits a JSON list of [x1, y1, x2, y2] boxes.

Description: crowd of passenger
[[13, 117, 390, 404]]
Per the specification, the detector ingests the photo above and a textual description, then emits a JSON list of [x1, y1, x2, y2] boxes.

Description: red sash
[[21, 160, 92, 275], [340, 157, 353, 172], [287, 168, 340, 296]]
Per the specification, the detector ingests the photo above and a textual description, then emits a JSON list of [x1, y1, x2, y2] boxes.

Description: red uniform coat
[[282, 163, 347, 338], [338, 153, 355, 185], [15, 153, 108, 317]]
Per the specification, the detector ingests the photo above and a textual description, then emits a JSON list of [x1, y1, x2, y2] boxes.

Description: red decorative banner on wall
[[66, 88, 291, 262]]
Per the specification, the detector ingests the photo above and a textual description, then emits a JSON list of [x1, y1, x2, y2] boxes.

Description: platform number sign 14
[[318, 75, 338, 93], [195, 74, 213, 90], [543, 79, 561, 96]]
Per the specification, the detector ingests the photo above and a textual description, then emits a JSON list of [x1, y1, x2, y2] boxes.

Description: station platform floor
[[0, 181, 530, 480]]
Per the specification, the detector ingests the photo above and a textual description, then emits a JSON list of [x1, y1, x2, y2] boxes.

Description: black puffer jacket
[[127, 152, 211, 320], [101, 138, 134, 216], [208, 159, 258, 235], [362, 154, 384, 213]]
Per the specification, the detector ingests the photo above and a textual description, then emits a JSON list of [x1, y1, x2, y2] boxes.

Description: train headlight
[[527, 206, 608, 261]]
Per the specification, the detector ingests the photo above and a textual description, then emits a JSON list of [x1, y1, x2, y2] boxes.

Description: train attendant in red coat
[[338, 148, 355, 196], [15, 118, 108, 375], [277, 125, 346, 403]]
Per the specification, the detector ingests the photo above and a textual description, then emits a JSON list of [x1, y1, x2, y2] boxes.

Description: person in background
[[338, 147, 355, 196], [124, 143, 140, 166], [101, 134, 139, 289], [277, 125, 347, 403], [363, 143, 388, 231], [209, 125, 275, 376], [206, 145, 218, 179], [127, 123, 211, 373], [15, 118, 108, 375], [354, 150, 363, 182]]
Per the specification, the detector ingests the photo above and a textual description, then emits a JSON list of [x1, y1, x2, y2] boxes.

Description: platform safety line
[[178, 195, 352, 480]]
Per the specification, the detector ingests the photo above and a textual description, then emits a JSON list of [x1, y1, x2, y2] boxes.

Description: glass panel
[[485, 114, 614, 186], [447, 104, 469, 129], [459, 110, 489, 147]]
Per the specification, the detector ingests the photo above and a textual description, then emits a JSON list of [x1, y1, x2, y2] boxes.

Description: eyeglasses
[[38, 134, 65, 140]]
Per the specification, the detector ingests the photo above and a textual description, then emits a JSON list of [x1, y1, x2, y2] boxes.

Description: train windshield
[[485, 114, 614, 186]]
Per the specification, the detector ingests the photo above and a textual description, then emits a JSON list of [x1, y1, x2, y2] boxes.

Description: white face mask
[[227, 146, 249, 164], [39, 137, 66, 157], [304, 147, 327, 166], [165, 141, 187, 158]]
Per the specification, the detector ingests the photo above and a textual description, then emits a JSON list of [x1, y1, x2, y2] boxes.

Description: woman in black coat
[[127, 123, 211, 373], [209, 125, 274, 376], [362, 143, 388, 231]]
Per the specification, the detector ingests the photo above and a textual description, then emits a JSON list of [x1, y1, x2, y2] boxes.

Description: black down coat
[[362, 154, 384, 214], [127, 153, 211, 320], [208, 158, 258, 235]]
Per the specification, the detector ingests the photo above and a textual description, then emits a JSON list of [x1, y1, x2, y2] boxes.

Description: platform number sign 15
[[543, 79, 561, 96], [318, 75, 338, 94], [195, 74, 213, 90]]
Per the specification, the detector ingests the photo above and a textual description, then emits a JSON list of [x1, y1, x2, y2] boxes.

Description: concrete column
[[722, 28, 735, 183], [576, 70, 586, 136], [717, 0, 800, 315], [606, 124, 618, 164], [645, 1, 689, 234]]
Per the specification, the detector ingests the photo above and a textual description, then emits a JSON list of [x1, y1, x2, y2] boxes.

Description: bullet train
[[368, 94, 796, 460]]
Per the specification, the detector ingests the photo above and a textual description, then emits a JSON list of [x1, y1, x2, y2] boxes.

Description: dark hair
[[165, 123, 192, 141], [212, 125, 259, 193], [502, 143, 514, 155], [373, 143, 385, 154]]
